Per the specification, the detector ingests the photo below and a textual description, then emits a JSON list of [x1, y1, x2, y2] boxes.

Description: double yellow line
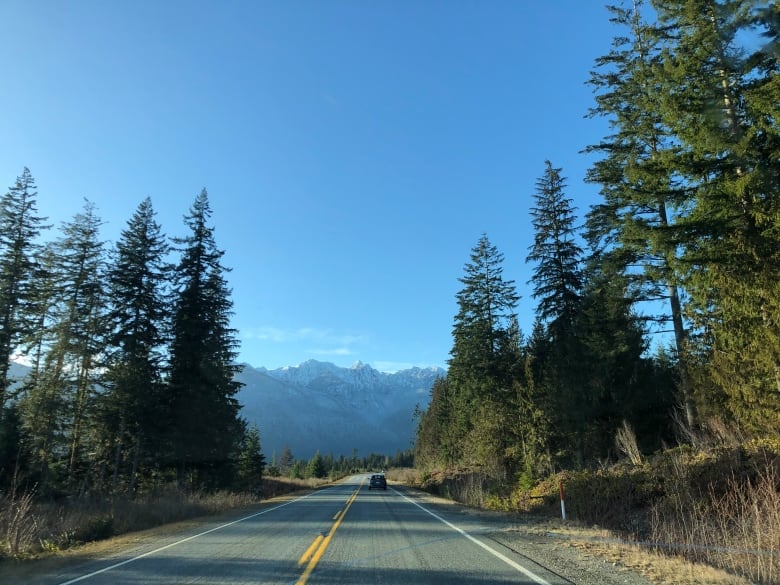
[[295, 482, 363, 585]]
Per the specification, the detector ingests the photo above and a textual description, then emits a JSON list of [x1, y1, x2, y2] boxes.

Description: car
[[368, 473, 387, 490]]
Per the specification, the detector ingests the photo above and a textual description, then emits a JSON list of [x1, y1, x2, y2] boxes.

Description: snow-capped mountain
[[5, 358, 445, 462], [236, 360, 445, 460]]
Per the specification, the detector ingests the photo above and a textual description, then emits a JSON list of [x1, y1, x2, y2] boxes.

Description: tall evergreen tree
[[450, 234, 519, 385], [21, 200, 107, 490], [446, 234, 519, 472], [527, 161, 583, 335], [101, 197, 171, 494], [526, 162, 587, 465], [652, 0, 780, 434], [0, 168, 48, 416], [584, 1, 696, 427], [166, 189, 243, 488]]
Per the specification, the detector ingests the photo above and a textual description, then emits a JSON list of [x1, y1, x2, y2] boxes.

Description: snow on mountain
[[5, 358, 445, 462], [237, 360, 444, 460]]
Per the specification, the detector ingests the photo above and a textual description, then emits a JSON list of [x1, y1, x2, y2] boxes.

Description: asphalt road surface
[[23, 475, 578, 585]]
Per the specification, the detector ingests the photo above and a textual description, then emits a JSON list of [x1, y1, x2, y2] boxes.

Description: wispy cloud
[[310, 347, 352, 357], [243, 326, 365, 345], [372, 361, 446, 374]]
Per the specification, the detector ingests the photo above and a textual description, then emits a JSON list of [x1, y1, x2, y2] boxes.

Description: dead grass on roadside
[[0, 475, 332, 561], [534, 524, 756, 585]]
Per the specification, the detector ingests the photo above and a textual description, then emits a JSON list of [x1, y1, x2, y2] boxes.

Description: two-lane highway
[[28, 476, 571, 585]]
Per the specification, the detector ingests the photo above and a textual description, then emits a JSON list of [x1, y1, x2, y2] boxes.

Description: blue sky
[[1, 1, 618, 372]]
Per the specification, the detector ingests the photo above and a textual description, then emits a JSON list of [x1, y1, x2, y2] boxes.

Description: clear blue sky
[[1, 1, 617, 372]]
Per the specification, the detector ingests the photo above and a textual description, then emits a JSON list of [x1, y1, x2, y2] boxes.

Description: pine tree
[[166, 189, 243, 489], [101, 197, 171, 494], [584, 1, 696, 427], [21, 200, 107, 491], [0, 168, 49, 416], [306, 451, 326, 479], [652, 0, 780, 434], [447, 234, 519, 471], [527, 162, 583, 336], [526, 162, 587, 465], [278, 445, 294, 475], [234, 423, 265, 493], [414, 377, 459, 468], [450, 234, 519, 385]]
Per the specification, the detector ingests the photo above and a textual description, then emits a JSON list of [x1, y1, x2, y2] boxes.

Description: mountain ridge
[[237, 360, 445, 460], [6, 358, 445, 462]]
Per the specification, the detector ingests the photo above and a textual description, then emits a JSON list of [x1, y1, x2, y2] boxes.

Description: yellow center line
[[296, 481, 363, 585], [332, 510, 342, 521], [297, 535, 324, 566]]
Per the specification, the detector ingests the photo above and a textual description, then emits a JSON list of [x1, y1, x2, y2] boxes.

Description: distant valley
[[6, 359, 444, 461], [237, 360, 444, 460]]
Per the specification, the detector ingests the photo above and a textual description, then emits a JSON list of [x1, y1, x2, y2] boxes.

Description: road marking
[[394, 489, 553, 585], [295, 482, 363, 585], [54, 490, 329, 585], [332, 509, 342, 521], [298, 534, 324, 566]]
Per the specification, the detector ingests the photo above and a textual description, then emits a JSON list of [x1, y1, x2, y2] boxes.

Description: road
[[24, 475, 575, 585]]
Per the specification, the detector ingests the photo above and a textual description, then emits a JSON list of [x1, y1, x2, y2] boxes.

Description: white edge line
[[56, 489, 327, 585], [393, 488, 552, 585]]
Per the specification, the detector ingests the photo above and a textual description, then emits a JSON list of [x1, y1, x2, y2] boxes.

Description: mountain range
[[6, 359, 445, 462], [236, 360, 445, 460]]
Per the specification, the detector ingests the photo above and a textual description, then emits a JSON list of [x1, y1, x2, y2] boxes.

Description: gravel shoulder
[[404, 487, 754, 585]]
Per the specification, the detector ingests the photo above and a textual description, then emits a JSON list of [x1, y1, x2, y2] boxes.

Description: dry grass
[[539, 524, 757, 585], [416, 440, 780, 585], [0, 476, 330, 560], [650, 459, 779, 584]]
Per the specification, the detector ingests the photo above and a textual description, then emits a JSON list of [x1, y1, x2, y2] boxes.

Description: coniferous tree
[[658, 0, 780, 435], [446, 234, 519, 472], [166, 189, 243, 489], [306, 451, 326, 479], [278, 445, 294, 476], [0, 168, 49, 416], [234, 423, 265, 493], [527, 162, 583, 335], [584, 1, 696, 427], [100, 197, 171, 494], [450, 234, 519, 384], [21, 200, 107, 491], [414, 377, 459, 469], [526, 162, 587, 465]]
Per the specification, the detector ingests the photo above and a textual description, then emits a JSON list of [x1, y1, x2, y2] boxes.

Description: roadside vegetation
[[412, 3, 780, 584], [412, 436, 779, 585], [1, 1, 779, 583], [0, 449, 407, 561]]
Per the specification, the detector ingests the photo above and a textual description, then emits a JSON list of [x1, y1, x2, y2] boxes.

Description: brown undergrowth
[[0, 475, 327, 561], [415, 439, 780, 584]]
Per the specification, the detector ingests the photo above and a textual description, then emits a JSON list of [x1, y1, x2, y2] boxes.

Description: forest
[[0, 0, 778, 578], [415, 0, 779, 480], [413, 3, 779, 580], [0, 184, 256, 497]]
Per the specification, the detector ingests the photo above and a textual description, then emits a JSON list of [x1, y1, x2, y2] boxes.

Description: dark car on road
[[368, 473, 387, 490]]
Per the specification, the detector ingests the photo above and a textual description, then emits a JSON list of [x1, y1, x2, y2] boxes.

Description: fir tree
[[526, 162, 587, 465], [234, 423, 265, 493], [306, 451, 326, 479], [21, 201, 107, 490], [101, 197, 171, 494], [653, 0, 780, 434], [527, 161, 583, 336], [0, 168, 49, 415], [166, 189, 243, 489], [584, 1, 696, 426], [447, 234, 519, 471], [450, 234, 519, 385]]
